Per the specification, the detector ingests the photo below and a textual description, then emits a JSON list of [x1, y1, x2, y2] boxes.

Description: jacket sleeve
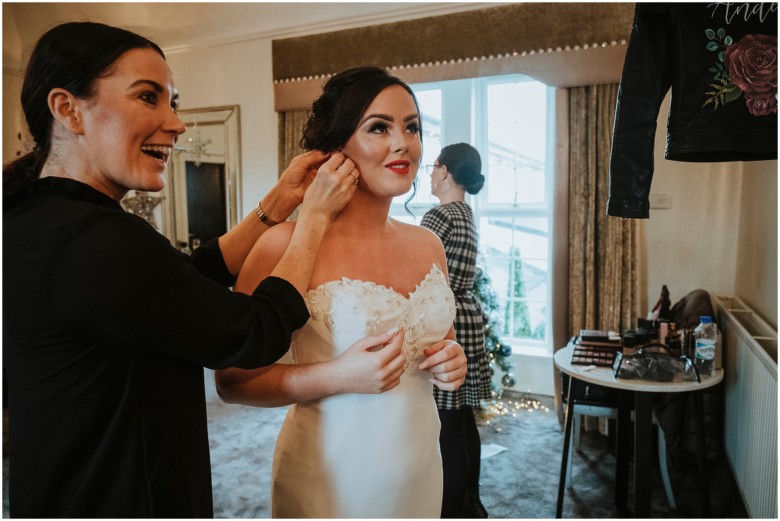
[[607, 4, 674, 219], [45, 212, 309, 370]]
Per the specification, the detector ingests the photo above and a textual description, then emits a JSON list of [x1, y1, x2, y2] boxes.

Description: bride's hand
[[419, 340, 467, 391], [330, 329, 407, 395]]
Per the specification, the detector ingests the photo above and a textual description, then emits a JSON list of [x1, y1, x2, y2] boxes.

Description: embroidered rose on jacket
[[703, 29, 778, 116], [724, 34, 778, 115], [745, 95, 777, 116]]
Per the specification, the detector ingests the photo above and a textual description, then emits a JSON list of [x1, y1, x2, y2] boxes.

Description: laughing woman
[[3, 22, 363, 518]]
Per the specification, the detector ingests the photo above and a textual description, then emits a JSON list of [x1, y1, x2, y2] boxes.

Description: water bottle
[[694, 316, 717, 377]]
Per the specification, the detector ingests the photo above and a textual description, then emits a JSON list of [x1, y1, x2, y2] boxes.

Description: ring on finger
[[348, 173, 359, 186]]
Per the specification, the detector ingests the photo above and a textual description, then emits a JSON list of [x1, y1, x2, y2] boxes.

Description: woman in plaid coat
[[421, 143, 492, 518]]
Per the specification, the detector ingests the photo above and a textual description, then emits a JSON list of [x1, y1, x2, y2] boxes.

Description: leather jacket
[[608, 3, 777, 219]]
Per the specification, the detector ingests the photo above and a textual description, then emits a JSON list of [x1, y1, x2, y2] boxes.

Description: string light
[[477, 392, 551, 432]]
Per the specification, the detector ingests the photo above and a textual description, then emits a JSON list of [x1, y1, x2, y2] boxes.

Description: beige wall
[[735, 160, 778, 328], [645, 94, 742, 312], [2, 7, 26, 165], [165, 39, 278, 217], [3, 71, 25, 165], [644, 93, 777, 328]]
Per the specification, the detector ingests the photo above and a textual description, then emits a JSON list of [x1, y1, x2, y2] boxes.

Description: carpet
[[2, 370, 748, 518], [202, 371, 747, 518]]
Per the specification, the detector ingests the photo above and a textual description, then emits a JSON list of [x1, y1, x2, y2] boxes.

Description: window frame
[[391, 75, 555, 355]]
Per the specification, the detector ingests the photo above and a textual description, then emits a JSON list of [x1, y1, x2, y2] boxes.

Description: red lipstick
[[385, 160, 411, 175]]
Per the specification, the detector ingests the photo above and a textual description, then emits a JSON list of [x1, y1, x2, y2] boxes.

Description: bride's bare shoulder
[[394, 220, 443, 246]]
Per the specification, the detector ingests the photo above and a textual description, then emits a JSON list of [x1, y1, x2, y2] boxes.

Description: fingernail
[[386, 326, 399, 336]]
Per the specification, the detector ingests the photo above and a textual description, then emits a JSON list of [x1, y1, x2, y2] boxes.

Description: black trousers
[[439, 407, 482, 517]]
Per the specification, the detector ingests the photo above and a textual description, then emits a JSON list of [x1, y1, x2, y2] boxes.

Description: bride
[[216, 67, 467, 518]]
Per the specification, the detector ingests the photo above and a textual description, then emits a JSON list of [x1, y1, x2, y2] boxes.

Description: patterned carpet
[[202, 371, 747, 518], [2, 371, 748, 518]]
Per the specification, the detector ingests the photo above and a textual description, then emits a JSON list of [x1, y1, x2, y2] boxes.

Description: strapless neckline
[[299, 263, 455, 373], [305, 263, 446, 301]]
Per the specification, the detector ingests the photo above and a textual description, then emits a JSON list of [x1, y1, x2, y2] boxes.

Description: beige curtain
[[552, 83, 641, 421], [277, 110, 309, 177], [568, 83, 640, 335]]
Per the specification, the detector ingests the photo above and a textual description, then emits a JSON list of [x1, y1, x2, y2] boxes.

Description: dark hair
[[300, 66, 422, 152], [438, 143, 484, 195], [3, 22, 164, 191], [300, 66, 423, 214]]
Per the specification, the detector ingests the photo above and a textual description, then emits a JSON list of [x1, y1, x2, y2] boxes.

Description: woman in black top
[[2, 22, 394, 518], [421, 143, 492, 518]]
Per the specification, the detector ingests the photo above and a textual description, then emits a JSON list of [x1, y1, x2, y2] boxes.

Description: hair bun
[[466, 173, 485, 195]]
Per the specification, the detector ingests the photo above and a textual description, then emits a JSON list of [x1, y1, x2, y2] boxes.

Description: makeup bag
[[612, 345, 700, 383]]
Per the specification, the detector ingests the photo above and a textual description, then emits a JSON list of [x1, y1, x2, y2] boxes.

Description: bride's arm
[[417, 231, 468, 391]]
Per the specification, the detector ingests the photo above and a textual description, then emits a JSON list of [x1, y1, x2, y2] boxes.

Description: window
[[390, 75, 554, 355]]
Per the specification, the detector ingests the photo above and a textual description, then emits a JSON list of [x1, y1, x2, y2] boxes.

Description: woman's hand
[[277, 150, 333, 207], [263, 152, 360, 295], [297, 152, 360, 225], [328, 329, 407, 395], [419, 339, 467, 391]]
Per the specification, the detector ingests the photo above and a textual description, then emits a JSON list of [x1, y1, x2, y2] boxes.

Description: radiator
[[712, 295, 777, 519]]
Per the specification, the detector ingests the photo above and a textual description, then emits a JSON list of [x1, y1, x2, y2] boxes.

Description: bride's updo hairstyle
[[300, 66, 422, 152], [438, 143, 485, 195], [4, 22, 165, 193]]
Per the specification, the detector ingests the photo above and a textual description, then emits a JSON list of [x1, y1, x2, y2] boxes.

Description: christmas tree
[[472, 264, 515, 399]]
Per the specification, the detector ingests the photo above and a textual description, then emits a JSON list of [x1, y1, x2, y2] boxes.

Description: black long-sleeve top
[[3, 177, 309, 517]]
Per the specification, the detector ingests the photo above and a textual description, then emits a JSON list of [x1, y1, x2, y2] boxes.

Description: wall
[[644, 93, 777, 329], [2, 71, 25, 164], [735, 160, 778, 328], [645, 93, 745, 315], [2, 8, 26, 165], [166, 39, 277, 218]]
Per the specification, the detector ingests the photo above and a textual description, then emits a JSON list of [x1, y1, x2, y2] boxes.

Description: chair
[[557, 374, 676, 517]]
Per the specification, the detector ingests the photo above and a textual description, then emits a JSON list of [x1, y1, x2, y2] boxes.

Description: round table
[[554, 344, 723, 517]]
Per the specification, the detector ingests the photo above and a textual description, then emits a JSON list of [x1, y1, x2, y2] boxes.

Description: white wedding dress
[[271, 263, 456, 518]]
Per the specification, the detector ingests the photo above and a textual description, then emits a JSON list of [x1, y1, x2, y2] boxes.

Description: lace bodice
[[298, 263, 456, 371]]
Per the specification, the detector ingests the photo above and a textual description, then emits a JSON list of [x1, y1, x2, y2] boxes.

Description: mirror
[[160, 105, 241, 250]]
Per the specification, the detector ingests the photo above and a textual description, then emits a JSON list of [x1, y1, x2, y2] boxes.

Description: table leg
[[634, 391, 652, 517], [693, 391, 711, 517], [556, 378, 577, 518], [615, 390, 631, 516]]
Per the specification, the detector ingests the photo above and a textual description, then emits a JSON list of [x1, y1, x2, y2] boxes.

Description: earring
[[433, 179, 450, 194]]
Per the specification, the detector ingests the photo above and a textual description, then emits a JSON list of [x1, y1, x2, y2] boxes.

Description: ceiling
[[4, 2, 501, 64]]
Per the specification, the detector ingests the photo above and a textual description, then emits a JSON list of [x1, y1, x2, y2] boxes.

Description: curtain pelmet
[[272, 3, 634, 111]]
